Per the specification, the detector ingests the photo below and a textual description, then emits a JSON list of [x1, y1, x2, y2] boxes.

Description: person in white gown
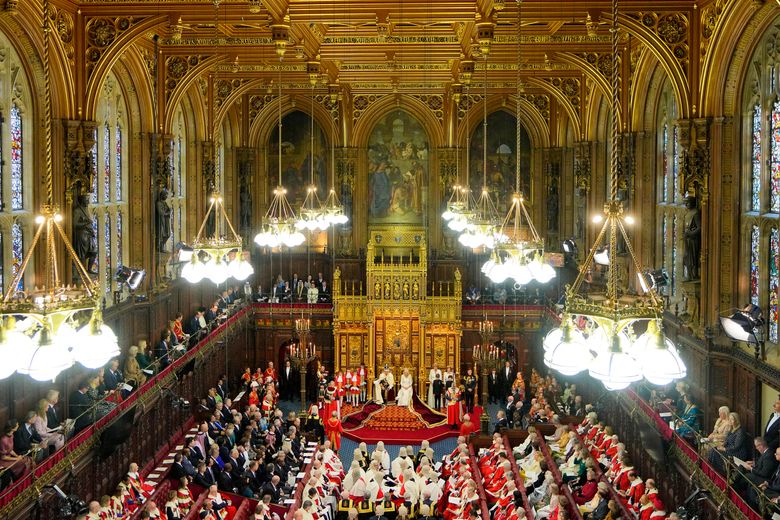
[[397, 368, 414, 407], [427, 365, 442, 408]]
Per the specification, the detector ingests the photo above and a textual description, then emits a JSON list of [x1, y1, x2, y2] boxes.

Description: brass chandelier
[[482, 0, 554, 286], [543, 0, 685, 389], [0, 0, 119, 381]]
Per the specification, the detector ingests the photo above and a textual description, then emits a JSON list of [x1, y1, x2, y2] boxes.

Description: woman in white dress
[[427, 365, 442, 408], [397, 368, 414, 407]]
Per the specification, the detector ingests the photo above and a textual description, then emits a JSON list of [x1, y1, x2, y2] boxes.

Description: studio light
[[720, 304, 764, 345], [562, 239, 578, 255], [115, 266, 146, 292]]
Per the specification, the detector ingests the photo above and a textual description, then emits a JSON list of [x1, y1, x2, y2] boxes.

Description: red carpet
[[341, 394, 457, 444]]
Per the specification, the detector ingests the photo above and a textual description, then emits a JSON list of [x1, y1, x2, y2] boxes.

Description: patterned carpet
[[363, 404, 429, 431]]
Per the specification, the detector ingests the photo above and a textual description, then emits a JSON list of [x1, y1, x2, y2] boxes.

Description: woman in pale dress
[[427, 365, 442, 408], [33, 399, 64, 451], [397, 368, 414, 407], [703, 406, 730, 457]]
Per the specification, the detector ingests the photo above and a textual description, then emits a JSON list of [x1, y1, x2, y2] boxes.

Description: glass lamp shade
[[207, 256, 230, 285], [588, 348, 643, 389], [544, 325, 592, 376], [528, 256, 556, 284], [448, 215, 469, 232], [507, 257, 533, 285], [637, 327, 687, 385], [73, 323, 120, 369], [229, 257, 254, 281], [0, 330, 34, 379], [182, 256, 205, 283], [442, 208, 455, 221], [543, 325, 585, 352], [18, 324, 77, 381], [331, 212, 349, 225]]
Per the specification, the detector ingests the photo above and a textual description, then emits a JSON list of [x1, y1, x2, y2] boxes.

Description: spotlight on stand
[[720, 304, 765, 359], [175, 243, 194, 263], [115, 266, 146, 292], [638, 268, 669, 294]]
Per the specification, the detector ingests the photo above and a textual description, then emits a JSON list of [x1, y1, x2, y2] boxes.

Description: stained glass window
[[753, 104, 762, 212], [10, 103, 23, 211], [671, 215, 678, 296], [103, 123, 110, 202], [772, 101, 780, 213], [672, 125, 680, 203], [10, 222, 22, 291], [90, 138, 98, 204], [104, 216, 111, 293], [115, 126, 122, 201], [662, 215, 668, 273], [116, 212, 123, 270], [751, 224, 760, 306], [177, 210, 182, 245], [177, 136, 183, 195], [662, 123, 668, 203], [770, 227, 780, 343]]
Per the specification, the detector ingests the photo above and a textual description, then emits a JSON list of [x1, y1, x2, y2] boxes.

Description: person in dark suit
[[487, 369, 499, 404], [171, 453, 190, 480], [216, 376, 228, 401], [279, 360, 295, 401], [69, 381, 93, 432], [261, 475, 283, 502], [462, 368, 477, 414], [186, 309, 205, 335], [750, 448, 780, 509], [589, 489, 610, 520], [155, 330, 172, 368], [738, 437, 779, 492], [494, 410, 509, 434], [432, 375, 444, 410], [103, 358, 124, 393], [504, 396, 515, 428], [499, 361, 513, 401], [194, 461, 215, 488], [765, 400, 780, 452], [205, 302, 219, 324], [14, 411, 43, 454], [218, 462, 236, 492], [45, 390, 61, 429]]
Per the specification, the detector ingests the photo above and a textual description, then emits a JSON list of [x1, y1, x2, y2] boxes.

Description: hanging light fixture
[[482, 1, 554, 286], [458, 53, 501, 249], [0, 0, 120, 381], [254, 63, 306, 248], [544, 0, 685, 390], [295, 61, 330, 232], [319, 84, 348, 226], [181, 191, 253, 284]]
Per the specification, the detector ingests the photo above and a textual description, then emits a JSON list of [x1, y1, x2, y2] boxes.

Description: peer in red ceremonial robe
[[248, 389, 260, 406], [325, 412, 344, 450], [459, 414, 478, 437], [264, 362, 278, 383], [446, 387, 463, 429]]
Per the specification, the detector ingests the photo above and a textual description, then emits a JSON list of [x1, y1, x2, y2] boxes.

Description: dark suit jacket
[[170, 462, 188, 481], [194, 471, 214, 488], [494, 418, 508, 434], [590, 497, 609, 520], [155, 340, 170, 366], [69, 390, 93, 430], [751, 448, 779, 482], [217, 471, 235, 492], [13, 423, 42, 453], [46, 405, 60, 429], [765, 415, 780, 451], [103, 369, 123, 391], [186, 317, 201, 335], [261, 482, 281, 502]]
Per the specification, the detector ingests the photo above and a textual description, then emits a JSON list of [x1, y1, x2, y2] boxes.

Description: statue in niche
[[683, 196, 701, 280], [156, 188, 172, 252], [547, 177, 559, 231], [72, 193, 98, 274], [240, 182, 252, 230]]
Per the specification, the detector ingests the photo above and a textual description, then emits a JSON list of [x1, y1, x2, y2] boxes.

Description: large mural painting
[[367, 110, 429, 225], [268, 110, 328, 207], [468, 110, 531, 214]]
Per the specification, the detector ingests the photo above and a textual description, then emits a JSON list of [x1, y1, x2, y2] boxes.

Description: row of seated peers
[[475, 434, 527, 520], [332, 438, 477, 520], [574, 412, 674, 519], [80, 368, 298, 519]]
